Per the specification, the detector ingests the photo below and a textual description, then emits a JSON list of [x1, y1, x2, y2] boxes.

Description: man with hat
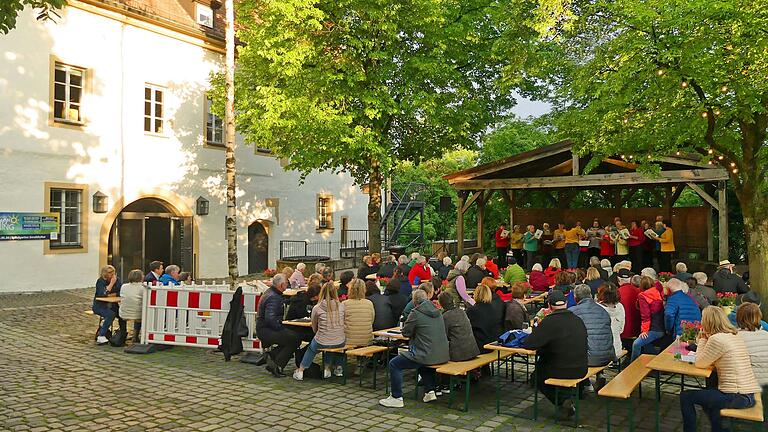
[[728, 291, 768, 331], [523, 290, 589, 418], [712, 260, 750, 295]]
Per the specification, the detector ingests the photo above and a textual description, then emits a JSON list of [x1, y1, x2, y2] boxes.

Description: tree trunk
[[224, 0, 239, 289], [367, 164, 383, 254], [743, 211, 768, 318]]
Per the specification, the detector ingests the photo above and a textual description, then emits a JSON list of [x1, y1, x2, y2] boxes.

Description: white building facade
[[0, 0, 369, 293]]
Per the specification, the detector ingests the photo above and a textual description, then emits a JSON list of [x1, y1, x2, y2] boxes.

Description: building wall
[[0, 6, 369, 292]]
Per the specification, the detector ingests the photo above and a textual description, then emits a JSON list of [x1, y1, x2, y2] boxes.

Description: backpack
[[303, 363, 323, 379], [497, 329, 529, 348], [109, 328, 127, 347]]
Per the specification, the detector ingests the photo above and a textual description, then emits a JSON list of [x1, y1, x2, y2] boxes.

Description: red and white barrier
[[140, 283, 263, 352]]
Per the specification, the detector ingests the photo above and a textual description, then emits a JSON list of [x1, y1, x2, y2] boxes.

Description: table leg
[[533, 363, 538, 421], [606, 398, 611, 432], [463, 373, 470, 413], [654, 371, 661, 432], [495, 351, 501, 415]]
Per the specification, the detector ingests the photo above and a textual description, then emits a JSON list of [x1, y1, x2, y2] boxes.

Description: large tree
[[498, 0, 768, 305], [0, 0, 66, 34], [227, 0, 516, 253], [224, 0, 238, 286]]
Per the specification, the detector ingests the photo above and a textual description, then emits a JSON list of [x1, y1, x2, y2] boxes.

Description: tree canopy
[[219, 0, 517, 251], [0, 0, 66, 34]]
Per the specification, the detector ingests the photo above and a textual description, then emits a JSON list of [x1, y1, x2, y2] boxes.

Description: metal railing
[[279, 234, 369, 264]]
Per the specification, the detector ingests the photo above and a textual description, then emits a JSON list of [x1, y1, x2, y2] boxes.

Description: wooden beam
[[656, 156, 713, 169], [572, 152, 580, 176], [602, 158, 639, 170], [461, 190, 483, 214], [718, 183, 728, 261], [477, 192, 485, 251], [445, 141, 573, 182], [670, 185, 686, 206], [664, 185, 673, 224], [620, 188, 639, 207], [507, 190, 515, 229], [451, 169, 729, 190], [687, 182, 719, 209]]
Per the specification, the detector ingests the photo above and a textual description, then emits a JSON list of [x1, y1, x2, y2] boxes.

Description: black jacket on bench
[[523, 308, 588, 379]]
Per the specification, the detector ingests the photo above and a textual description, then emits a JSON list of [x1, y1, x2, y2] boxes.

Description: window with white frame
[[205, 97, 224, 146], [49, 188, 82, 247], [53, 63, 85, 124], [196, 3, 214, 28], [144, 85, 164, 134], [317, 195, 333, 230]]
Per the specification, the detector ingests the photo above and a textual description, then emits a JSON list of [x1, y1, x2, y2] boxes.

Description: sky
[[510, 93, 552, 119]]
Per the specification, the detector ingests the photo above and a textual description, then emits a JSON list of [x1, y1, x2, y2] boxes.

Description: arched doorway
[[107, 198, 193, 281], [248, 221, 268, 274]]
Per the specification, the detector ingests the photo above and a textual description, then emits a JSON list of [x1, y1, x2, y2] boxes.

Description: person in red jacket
[[600, 226, 616, 263], [543, 258, 563, 287], [408, 255, 432, 285], [616, 268, 641, 343], [485, 258, 500, 279], [627, 220, 646, 273], [529, 263, 550, 292], [495, 223, 511, 269], [632, 275, 665, 361]]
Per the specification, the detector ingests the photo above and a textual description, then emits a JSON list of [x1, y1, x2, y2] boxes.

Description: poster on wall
[[0, 212, 60, 241]]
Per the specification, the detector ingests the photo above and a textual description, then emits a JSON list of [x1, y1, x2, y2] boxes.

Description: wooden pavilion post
[[718, 182, 729, 261], [476, 191, 485, 251], [456, 191, 466, 257]]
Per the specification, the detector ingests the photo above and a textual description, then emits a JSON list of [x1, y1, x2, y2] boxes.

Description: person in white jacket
[[736, 302, 768, 388], [119, 269, 146, 343]]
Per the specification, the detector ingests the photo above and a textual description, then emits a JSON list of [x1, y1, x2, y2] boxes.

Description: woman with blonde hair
[[585, 267, 604, 295], [466, 282, 502, 352], [343, 279, 375, 347], [679, 306, 760, 432], [93, 265, 125, 345], [544, 258, 562, 287], [293, 281, 346, 381]]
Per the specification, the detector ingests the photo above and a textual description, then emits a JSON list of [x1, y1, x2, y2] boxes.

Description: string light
[[628, 155, 634, 159], [730, 162, 736, 167], [708, 149, 714, 154], [702, 112, 708, 118], [675, 151, 681, 156], [717, 155, 724, 160], [623, 118, 629, 124], [708, 160, 713, 165], [732, 168, 738, 174], [656, 69, 665, 76], [721, 85, 728, 92], [647, 155, 652, 159], [681, 81, 688, 88], [714, 109, 721, 116]]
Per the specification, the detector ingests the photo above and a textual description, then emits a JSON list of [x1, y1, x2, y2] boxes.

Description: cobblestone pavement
[[1, 289, 755, 431]]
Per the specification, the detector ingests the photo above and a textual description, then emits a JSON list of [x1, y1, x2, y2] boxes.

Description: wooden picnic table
[[282, 287, 307, 297], [282, 319, 312, 328], [372, 327, 408, 340], [94, 296, 121, 303], [647, 343, 713, 432], [484, 343, 538, 419]]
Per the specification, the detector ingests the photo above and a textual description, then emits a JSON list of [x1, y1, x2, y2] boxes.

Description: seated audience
[[93, 265, 125, 345], [285, 283, 321, 350], [377, 255, 397, 278], [552, 271, 576, 308], [570, 284, 616, 367], [616, 268, 641, 343], [503, 257, 527, 285], [178, 271, 192, 285], [466, 283, 502, 353], [680, 306, 760, 432], [144, 261, 163, 284], [366, 281, 393, 331], [380, 289, 450, 408], [736, 303, 768, 389], [401, 282, 435, 322], [692, 272, 717, 306], [314, 262, 327, 275], [256, 274, 301, 377], [632, 276, 665, 361], [119, 269, 145, 343], [485, 258, 500, 279], [429, 252, 446, 274], [482, 277, 506, 332], [438, 256, 453, 280], [158, 264, 181, 285], [282, 266, 294, 283], [712, 260, 750, 294], [338, 270, 354, 297], [321, 267, 334, 283], [306, 273, 323, 289], [596, 283, 625, 361], [385, 282, 409, 325], [343, 279, 374, 347], [388, 267, 412, 298], [729, 291, 768, 331], [396, 255, 411, 279], [289, 263, 307, 288], [293, 282, 346, 381], [641, 267, 664, 295], [465, 256, 492, 290], [529, 263, 549, 292], [684, 277, 710, 310], [589, 256, 608, 281], [408, 255, 433, 286], [665, 278, 702, 338], [523, 291, 588, 418], [444, 260, 472, 305], [600, 258, 613, 279], [357, 256, 376, 280], [438, 291, 480, 362], [504, 282, 530, 331], [544, 258, 563, 287], [585, 267, 605, 296], [675, 262, 693, 282]]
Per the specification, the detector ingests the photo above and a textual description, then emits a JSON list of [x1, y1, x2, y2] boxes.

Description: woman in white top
[[736, 303, 768, 389], [596, 282, 625, 359], [119, 269, 146, 343]]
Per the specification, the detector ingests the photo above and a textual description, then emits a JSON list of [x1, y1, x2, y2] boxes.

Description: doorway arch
[[248, 221, 269, 274], [106, 197, 194, 281]]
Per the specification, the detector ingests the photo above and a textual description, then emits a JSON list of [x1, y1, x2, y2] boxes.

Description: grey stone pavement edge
[[1, 289, 760, 431]]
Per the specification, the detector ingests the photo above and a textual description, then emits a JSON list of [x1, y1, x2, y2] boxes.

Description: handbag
[[497, 329, 529, 348]]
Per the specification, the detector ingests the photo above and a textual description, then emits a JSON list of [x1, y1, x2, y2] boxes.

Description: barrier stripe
[[150, 290, 157, 306], [188, 292, 200, 309], [210, 293, 221, 310], [167, 291, 178, 307]]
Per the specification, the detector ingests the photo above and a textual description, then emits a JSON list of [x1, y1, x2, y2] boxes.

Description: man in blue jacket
[[664, 278, 702, 337], [256, 274, 300, 377], [569, 284, 616, 367]]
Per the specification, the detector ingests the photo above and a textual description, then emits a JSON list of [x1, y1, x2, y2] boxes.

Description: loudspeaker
[[439, 196, 451, 212]]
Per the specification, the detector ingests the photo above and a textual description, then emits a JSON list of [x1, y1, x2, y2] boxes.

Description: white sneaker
[[323, 368, 332, 379], [333, 365, 344, 377], [96, 336, 109, 345], [423, 391, 437, 403], [292, 369, 304, 381], [379, 395, 404, 408]]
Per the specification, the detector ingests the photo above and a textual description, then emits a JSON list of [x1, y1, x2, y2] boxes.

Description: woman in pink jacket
[[631, 276, 665, 361]]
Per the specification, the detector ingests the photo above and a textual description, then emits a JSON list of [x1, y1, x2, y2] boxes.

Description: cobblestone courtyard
[[0, 289, 754, 431]]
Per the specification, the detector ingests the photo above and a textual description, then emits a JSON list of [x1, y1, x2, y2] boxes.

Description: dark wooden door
[[248, 222, 268, 274]]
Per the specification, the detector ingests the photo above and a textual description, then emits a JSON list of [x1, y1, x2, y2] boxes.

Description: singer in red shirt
[[495, 223, 510, 269]]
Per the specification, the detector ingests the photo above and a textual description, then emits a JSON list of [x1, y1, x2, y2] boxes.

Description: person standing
[[564, 223, 584, 270], [379, 289, 450, 408], [553, 223, 567, 266], [679, 307, 760, 432], [627, 220, 645, 273], [508, 225, 525, 269], [144, 261, 163, 284], [523, 291, 588, 418], [523, 225, 539, 271], [586, 220, 604, 261], [257, 274, 301, 378], [495, 223, 510, 269]]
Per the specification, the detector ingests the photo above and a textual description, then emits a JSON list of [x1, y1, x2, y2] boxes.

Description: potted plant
[[717, 292, 738, 316], [658, 272, 675, 283], [675, 320, 701, 362]]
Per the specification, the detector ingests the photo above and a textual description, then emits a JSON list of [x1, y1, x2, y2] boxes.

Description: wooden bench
[[598, 354, 655, 432], [721, 393, 764, 430], [413, 352, 512, 412], [545, 364, 610, 427], [345, 345, 390, 389], [318, 344, 359, 385]]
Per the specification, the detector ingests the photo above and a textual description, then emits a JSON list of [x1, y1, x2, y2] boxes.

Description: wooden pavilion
[[443, 140, 731, 261]]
